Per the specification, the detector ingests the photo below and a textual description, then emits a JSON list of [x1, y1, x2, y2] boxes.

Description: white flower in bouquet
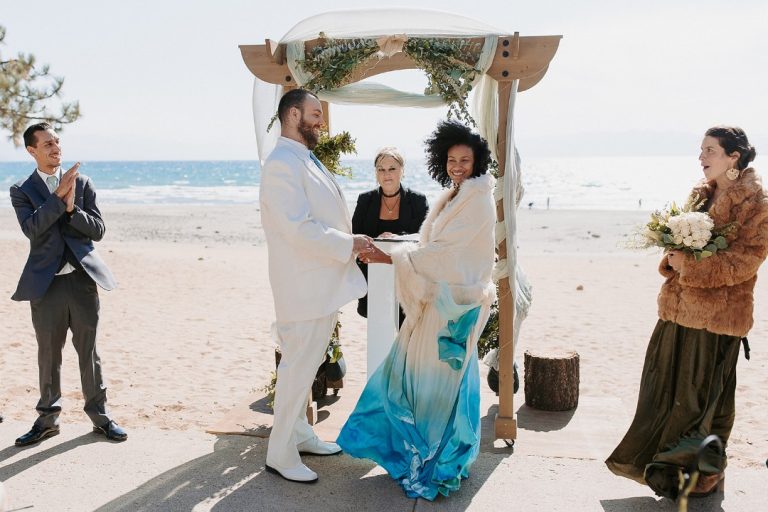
[[626, 194, 736, 261], [667, 212, 714, 250]]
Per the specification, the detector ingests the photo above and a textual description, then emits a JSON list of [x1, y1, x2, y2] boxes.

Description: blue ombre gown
[[337, 282, 488, 500]]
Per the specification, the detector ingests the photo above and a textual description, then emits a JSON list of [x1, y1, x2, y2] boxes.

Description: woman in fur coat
[[606, 126, 768, 499], [337, 121, 496, 500]]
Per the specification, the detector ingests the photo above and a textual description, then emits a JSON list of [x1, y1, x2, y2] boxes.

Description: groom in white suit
[[260, 89, 372, 483]]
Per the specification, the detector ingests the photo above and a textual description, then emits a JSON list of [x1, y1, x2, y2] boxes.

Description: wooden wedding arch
[[239, 24, 561, 442]]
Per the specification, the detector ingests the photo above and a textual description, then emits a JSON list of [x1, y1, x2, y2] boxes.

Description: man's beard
[[298, 119, 320, 150]]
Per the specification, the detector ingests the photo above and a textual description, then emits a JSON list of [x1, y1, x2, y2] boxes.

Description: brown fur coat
[[657, 168, 768, 336]]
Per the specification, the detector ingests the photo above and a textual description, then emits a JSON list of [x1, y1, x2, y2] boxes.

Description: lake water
[[0, 155, 708, 211]]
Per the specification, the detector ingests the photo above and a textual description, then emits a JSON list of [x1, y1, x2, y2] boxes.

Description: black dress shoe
[[15, 425, 60, 447], [93, 421, 128, 442]]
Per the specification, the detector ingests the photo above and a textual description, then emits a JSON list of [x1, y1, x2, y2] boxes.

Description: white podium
[[366, 236, 417, 379]]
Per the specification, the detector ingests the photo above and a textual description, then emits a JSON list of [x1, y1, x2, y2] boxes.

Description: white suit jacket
[[260, 137, 366, 322]]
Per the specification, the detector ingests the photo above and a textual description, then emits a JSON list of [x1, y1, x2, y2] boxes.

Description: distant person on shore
[[259, 89, 373, 483], [606, 126, 768, 499], [10, 123, 126, 447], [352, 147, 428, 324], [338, 120, 496, 500]]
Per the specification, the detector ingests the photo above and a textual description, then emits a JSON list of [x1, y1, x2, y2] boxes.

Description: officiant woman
[[352, 147, 428, 322]]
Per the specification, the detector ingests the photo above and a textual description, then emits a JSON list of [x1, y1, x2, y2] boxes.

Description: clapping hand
[[55, 163, 80, 213], [65, 185, 76, 212]]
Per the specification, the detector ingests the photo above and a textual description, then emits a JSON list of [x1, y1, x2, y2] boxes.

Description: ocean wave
[[0, 156, 705, 211]]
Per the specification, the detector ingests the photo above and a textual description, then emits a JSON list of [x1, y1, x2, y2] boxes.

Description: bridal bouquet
[[628, 195, 735, 261]]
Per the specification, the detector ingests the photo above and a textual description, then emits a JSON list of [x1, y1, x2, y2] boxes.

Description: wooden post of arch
[[240, 30, 561, 441], [494, 81, 516, 440]]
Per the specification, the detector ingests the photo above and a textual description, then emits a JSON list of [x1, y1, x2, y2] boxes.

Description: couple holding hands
[[259, 88, 496, 500]]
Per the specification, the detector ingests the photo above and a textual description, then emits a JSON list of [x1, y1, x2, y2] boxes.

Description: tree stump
[[524, 350, 579, 411]]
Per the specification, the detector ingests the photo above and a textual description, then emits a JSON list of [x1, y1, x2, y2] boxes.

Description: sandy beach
[[1, 204, 766, 510]]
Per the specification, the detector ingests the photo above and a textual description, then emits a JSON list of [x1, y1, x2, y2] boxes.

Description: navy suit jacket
[[10, 171, 117, 301]]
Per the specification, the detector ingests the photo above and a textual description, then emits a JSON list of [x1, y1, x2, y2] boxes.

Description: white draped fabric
[[489, 82, 532, 362], [474, 79, 532, 364], [279, 8, 504, 42], [253, 9, 500, 163], [251, 8, 531, 368]]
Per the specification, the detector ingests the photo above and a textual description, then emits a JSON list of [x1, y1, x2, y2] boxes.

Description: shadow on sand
[[95, 402, 510, 512], [93, 435, 401, 512], [516, 404, 576, 432], [0, 433, 101, 480]]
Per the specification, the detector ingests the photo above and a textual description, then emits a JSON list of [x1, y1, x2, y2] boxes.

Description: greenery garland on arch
[[299, 35, 380, 92], [297, 33, 483, 126], [266, 34, 485, 167], [402, 37, 481, 126], [265, 34, 497, 174]]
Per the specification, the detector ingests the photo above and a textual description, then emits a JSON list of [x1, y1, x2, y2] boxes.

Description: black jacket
[[352, 186, 428, 318], [352, 186, 428, 238]]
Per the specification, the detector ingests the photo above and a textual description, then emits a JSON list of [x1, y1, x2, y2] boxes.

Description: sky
[[1, 0, 766, 162]]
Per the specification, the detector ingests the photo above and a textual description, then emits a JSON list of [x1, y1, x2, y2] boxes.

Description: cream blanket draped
[[390, 173, 497, 323]]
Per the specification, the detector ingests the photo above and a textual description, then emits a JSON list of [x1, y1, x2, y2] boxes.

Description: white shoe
[[297, 437, 342, 456], [265, 461, 318, 483]]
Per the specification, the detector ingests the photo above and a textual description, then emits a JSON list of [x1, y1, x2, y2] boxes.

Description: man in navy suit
[[9, 123, 127, 446]]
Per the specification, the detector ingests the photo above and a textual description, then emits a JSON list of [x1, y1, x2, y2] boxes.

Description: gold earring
[[725, 168, 740, 181]]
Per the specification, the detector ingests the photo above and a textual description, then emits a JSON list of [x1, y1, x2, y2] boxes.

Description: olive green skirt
[[605, 319, 741, 499]]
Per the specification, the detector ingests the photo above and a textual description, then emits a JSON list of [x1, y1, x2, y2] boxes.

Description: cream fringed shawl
[[390, 173, 497, 320]]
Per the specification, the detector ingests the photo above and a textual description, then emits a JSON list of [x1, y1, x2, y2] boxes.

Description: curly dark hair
[[705, 125, 757, 171], [424, 120, 492, 188]]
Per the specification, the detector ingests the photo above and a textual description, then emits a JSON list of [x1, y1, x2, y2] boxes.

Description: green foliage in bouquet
[[631, 194, 737, 261], [313, 128, 357, 177]]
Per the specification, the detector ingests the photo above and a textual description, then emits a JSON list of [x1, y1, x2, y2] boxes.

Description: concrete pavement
[[1, 418, 765, 511]]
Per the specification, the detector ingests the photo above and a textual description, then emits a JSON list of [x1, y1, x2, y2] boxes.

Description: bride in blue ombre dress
[[337, 121, 497, 500]]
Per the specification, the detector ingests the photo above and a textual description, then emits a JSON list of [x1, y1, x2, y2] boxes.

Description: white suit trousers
[[266, 311, 337, 468]]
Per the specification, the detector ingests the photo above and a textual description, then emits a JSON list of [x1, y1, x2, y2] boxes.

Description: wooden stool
[[524, 350, 580, 411]]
